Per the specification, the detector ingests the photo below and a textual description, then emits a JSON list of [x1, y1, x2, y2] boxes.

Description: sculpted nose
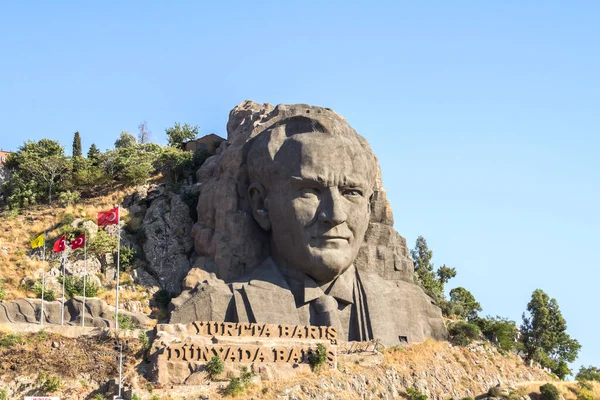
[[317, 188, 347, 225]]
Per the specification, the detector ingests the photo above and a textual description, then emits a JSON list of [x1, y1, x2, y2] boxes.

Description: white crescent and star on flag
[[107, 211, 117, 222]]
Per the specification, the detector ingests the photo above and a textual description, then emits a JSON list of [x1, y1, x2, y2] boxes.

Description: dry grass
[[516, 380, 600, 400]]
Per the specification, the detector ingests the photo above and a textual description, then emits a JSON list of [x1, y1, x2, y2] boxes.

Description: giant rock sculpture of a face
[[248, 125, 375, 283]]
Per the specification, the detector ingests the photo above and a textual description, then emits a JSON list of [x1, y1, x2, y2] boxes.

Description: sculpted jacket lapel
[[234, 258, 302, 326]]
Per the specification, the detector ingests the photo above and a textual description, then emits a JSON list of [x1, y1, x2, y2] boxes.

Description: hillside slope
[[2, 326, 592, 400]]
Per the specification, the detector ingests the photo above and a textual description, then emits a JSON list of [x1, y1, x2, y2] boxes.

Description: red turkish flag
[[97, 206, 119, 226], [53, 235, 66, 253], [71, 233, 85, 250]]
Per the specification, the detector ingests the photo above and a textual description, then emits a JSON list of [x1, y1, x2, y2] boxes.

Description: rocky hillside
[[2, 326, 596, 400], [0, 179, 199, 323]]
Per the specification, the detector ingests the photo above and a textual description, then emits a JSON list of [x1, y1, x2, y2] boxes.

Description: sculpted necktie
[[313, 294, 346, 339]]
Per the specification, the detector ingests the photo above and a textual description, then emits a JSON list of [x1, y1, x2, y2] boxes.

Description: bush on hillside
[[448, 321, 480, 346], [0, 278, 6, 301], [539, 383, 560, 400], [405, 387, 428, 400], [205, 355, 224, 379]]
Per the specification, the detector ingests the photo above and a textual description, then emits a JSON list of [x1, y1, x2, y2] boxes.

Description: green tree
[[114, 131, 137, 148], [410, 236, 456, 305], [576, 365, 600, 382], [155, 146, 194, 182], [449, 287, 482, 320], [87, 143, 101, 163], [5, 139, 71, 204], [521, 289, 581, 377], [472, 316, 518, 353], [72, 131, 82, 157], [165, 122, 199, 147]]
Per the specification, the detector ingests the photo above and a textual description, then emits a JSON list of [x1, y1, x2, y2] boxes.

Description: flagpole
[[82, 236, 87, 328], [40, 232, 46, 326], [61, 256, 65, 326], [115, 204, 121, 330]]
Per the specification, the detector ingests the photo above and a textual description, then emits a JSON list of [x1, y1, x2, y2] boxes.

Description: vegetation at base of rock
[[446, 287, 482, 320], [139, 330, 151, 352], [308, 343, 328, 372], [119, 245, 136, 271], [448, 321, 481, 346], [32, 279, 57, 301], [472, 316, 518, 353], [205, 355, 224, 379], [521, 289, 581, 378], [93, 393, 106, 400], [405, 387, 428, 400], [0, 389, 6, 400], [57, 275, 99, 298], [0, 278, 5, 301], [117, 313, 137, 331], [539, 383, 560, 400]]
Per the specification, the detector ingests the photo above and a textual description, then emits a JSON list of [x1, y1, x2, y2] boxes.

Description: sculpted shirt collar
[[278, 262, 356, 305]]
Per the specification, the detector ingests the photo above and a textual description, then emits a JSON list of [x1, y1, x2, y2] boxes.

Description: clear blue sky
[[1, 2, 598, 372]]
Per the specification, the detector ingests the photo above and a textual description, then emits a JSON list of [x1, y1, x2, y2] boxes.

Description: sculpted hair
[[246, 115, 378, 190]]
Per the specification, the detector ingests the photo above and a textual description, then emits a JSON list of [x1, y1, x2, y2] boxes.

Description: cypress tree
[[72, 131, 82, 157]]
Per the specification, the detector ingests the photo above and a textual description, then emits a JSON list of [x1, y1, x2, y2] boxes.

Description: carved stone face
[[249, 132, 374, 283]]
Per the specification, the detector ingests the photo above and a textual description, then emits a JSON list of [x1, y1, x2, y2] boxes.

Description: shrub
[[225, 377, 244, 397], [205, 355, 224, 379], [61, 213, 75, 225], [405, 387, 428, 400], [32, 279, 56, 301], [43, 375, 63, 392], [487, 386, 502, 397], [132, 394, 141, 400], [93, 393, 106, 400], [0, 278, 6, 301], [56, 275, 98, 298], [58, 190, 81, 206], [120, 245, 136, 271], [139, 330, 151, 352], [224, 366, 254, 397], [0, 333, 23, 348], [0, 389, 6, 400], [448, 321, 481, 346], [577, 390, 594, 400], [308, 343, 328, 373], [117, 313, 137, 331], [539, 383, 560, 400], [240, 365, 253, 386]]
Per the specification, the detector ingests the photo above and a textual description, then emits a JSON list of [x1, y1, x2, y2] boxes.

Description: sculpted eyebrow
[[289, 176, 366, 188]]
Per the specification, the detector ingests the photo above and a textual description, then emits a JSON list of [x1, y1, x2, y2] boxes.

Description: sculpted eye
[[300, 187, 320, 198], [343, 188, 363, 197]]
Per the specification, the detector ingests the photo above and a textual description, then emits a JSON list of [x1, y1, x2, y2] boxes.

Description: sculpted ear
[[248, 182, 271, 231]]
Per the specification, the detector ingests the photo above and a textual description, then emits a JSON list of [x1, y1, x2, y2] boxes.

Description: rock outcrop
[[0, 297, 148, 328]]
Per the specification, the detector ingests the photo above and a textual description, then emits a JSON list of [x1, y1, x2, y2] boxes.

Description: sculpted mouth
[[314, 236, 349, 241]]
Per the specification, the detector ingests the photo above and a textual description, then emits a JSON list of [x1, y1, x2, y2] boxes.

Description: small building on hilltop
[[182, 133, 225, 153]]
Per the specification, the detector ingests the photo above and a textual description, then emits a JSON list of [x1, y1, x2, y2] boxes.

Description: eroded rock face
[[170, 101, 447, 346], [142, 190, 194, 295]]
